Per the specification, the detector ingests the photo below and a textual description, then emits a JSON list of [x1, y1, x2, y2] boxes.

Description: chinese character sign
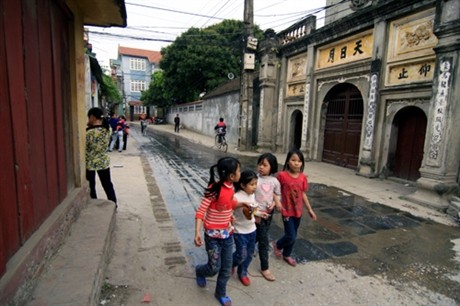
[[317, 33, 373, 69]]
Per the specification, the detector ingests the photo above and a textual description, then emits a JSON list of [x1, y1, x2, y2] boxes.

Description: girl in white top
[[255, 153, 281, 281], [231, 169, 258, 286]]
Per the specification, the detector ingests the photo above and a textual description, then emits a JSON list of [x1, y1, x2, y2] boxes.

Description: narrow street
[[100, 126, 460, 305]]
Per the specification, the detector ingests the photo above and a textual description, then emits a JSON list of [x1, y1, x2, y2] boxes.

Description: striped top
[[196, 182, 237, 230]]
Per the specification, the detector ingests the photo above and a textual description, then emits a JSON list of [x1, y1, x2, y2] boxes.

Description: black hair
[[87, 107, 109, 130], [204, 157, 240, 199], [219, 117, 224, 122], [283, 148, 305, 172], [257, 153, 278, 175], [235, 169, 257, 192]]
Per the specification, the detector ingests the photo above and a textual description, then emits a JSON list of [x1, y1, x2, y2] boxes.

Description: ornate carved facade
[[256, 0, 460, 212]]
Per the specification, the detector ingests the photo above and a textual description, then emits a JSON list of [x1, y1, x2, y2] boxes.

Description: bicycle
[[215, 132, 228, 152]]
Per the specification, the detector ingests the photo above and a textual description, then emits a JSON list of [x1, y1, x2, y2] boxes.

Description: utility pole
[[238, 0, 256, 151]]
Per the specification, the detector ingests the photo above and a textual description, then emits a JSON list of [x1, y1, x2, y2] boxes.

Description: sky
[[87, 0, 327, 68]]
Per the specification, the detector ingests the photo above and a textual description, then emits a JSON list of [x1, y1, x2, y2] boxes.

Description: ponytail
[[203, 157, 240, 199]]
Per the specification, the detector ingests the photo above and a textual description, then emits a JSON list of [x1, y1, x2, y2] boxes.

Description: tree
[[159, 19, 263, 103], [101, 74, 121, 109], [140, 70, 171, 112]]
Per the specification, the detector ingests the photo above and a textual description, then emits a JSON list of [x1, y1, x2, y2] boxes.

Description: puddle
[[138, 129, 460, 302]]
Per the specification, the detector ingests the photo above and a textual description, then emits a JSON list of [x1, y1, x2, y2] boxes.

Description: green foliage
[[160, 19, 263, 103], [101, 74, 121, 105], [140, 70, 171, 108]]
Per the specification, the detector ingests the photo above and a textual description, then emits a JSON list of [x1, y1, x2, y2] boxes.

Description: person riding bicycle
[[214, 117, 227, 143]]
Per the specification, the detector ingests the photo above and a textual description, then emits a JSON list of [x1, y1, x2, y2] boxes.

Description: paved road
[[100, 126, 460, 305]]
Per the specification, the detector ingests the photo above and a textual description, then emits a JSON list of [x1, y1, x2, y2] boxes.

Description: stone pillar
[[301, 45, 315, 157], [406, 0, 460, 209], [275, 56, 288, 152], [358, 20, 386, 177], [257, 30, 280, 151]]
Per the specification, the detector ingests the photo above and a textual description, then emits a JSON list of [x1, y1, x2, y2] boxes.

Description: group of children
[[194, 149, 317, 306]]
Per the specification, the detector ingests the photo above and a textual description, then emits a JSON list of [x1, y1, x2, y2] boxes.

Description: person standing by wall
[[174, 113, 180, 133], [86, 107, 117, 207]]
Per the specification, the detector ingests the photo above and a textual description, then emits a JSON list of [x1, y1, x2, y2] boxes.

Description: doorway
[[392, 107, 427, 181], [290, 110, 303, 149], [322, 83, 363, 169]]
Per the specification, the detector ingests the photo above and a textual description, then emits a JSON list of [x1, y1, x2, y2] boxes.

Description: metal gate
[[323, 84, 363, 169]]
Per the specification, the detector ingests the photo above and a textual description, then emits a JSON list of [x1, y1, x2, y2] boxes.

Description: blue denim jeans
[[276, 216, 301, 257], [232, 231, 256, 277], [109, 131, 123, 151], [196, 234, 233, 298]]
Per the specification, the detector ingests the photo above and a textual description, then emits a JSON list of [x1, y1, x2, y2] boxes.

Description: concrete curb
[[27, 199, 116, 306]]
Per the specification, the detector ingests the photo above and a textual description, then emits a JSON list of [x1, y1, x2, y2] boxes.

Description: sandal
[[196, 275, 206, 288], [271, 241, 282, 257], [261, 270, 275, 281], [283, 256, 297, 267], [215, 295, 232, 306]]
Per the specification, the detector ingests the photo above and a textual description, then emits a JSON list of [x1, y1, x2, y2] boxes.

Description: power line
[[88, 31, 175, 43], [125, 1, 226, 21]]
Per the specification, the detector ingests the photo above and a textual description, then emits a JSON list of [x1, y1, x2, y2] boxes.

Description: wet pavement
[[138, 128, 460, 302]]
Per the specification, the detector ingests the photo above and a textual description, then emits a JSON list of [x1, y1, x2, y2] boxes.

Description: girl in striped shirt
[[194, 157, 247, 306]]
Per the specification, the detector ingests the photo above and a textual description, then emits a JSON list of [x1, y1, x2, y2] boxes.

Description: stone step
[[27, 199, 116, 306]]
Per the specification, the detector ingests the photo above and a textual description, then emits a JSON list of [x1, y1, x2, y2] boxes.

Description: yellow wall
[[66, 0, 87, 187]]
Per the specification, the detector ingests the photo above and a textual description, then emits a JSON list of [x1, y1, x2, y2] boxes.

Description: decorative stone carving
[[402, 21, 433, 49], [350, 0, 372, 10], [387, 9, 437, 62]]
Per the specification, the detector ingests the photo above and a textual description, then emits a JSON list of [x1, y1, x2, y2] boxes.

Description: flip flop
[[261, 270, 275, 281], [271, 241, 282, 257], [215, 295, 232, 306], [283, 256, 297, 267]]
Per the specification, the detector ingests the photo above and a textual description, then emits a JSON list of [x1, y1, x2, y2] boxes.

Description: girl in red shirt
[[272, 148, 317, 267], [195, 157, 247, 306]]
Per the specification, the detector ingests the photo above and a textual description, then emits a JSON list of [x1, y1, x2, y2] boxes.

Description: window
[[130, 58, 146, 71], [130, 80, 146, 92]]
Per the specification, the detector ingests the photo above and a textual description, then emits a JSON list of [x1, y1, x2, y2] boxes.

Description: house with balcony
[[116, 46, 161, 120]]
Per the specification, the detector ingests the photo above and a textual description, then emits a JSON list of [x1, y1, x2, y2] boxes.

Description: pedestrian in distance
[[272, 148, 317, 267], [254, 153, 281, 281], [85, 107, 117, 207], [231, 169, 258, 287], [108, 112, 119, 151], [174, 113, 180, 133], [112, 116, 125, 152], [194, 157, 250, 306], [140, 113, 148, 136], [120, 115, 129, 150]]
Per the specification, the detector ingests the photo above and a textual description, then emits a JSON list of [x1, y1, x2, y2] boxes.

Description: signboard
[[316, 31, 373, 69]]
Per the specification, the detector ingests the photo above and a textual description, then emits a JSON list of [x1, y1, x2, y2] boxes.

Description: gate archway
[[322, 83, 363, 169], [392, 106, 427, 181], [289, 110, 303, 149]]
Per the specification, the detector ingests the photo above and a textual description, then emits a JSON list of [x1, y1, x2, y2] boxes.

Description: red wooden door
[[0, 0, 20, 274], [323, 85, 363, 169], [394, 107, 427, 181], [0, 0, 71, 276]]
